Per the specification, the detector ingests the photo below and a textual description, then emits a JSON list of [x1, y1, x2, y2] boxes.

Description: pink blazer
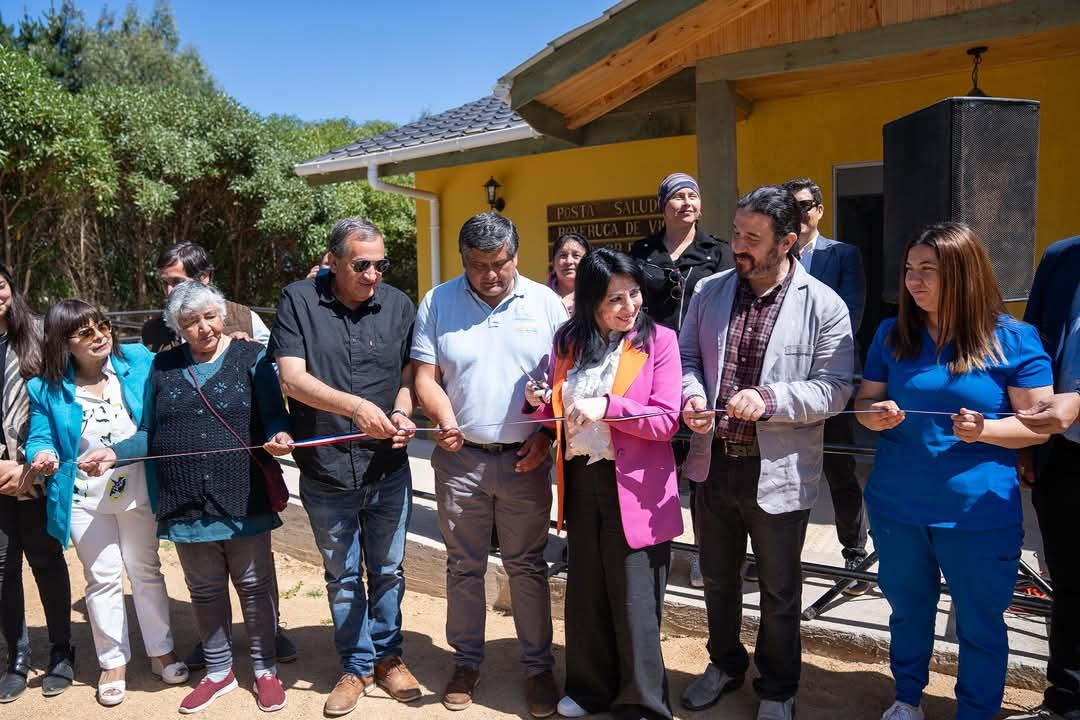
[[533, 325, 684, 549]]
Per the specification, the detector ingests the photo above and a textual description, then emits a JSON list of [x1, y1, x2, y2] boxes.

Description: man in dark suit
[[783, 177, 870, 594], [1009, 234, 1080, 720]]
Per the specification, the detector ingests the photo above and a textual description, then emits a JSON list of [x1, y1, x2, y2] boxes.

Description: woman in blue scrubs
[[856, 222, 1054, 720]]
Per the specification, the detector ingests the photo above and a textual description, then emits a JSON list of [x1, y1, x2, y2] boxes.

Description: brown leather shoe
[[324, 673, 374, 717], [374, 656, 421, 703], [525, 670, 558, 718], [442, 665, 480, 711]]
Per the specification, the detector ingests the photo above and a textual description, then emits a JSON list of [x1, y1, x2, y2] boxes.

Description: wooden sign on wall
[[546, 195, 663, 254]]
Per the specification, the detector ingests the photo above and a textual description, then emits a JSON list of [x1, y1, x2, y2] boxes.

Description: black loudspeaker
[[882, 97, 1039, 303]]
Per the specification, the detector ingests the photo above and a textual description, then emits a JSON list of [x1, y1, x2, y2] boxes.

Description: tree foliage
[[0, 1, 417, 310]]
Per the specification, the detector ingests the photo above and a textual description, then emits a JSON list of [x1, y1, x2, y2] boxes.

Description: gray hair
[[328, 218, 382, 257], [164, 280, 228, 334], [458, 212, 518, 257]]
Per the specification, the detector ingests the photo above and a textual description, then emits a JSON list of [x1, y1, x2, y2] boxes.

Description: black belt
[[463, 440, 524, 454], [714, 437, 760, 458]]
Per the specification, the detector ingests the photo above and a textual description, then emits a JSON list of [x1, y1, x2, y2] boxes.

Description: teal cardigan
[[26, 343, 156, 547]]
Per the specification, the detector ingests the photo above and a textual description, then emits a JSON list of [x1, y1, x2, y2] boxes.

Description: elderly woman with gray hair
[[83, 280, 294, 714]]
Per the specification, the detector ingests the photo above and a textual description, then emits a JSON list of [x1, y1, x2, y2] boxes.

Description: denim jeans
[[300, 463, 412, 677]]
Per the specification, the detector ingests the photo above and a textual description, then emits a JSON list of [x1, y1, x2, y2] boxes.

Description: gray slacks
[[175, 532, 277, 675], [431, 444, 554, 676]]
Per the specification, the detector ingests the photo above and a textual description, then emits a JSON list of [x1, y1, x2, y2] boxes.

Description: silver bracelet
[[350, 397, 366, 425]]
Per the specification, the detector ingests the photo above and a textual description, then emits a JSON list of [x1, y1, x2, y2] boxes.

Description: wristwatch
[[388, 408, 409, 420]]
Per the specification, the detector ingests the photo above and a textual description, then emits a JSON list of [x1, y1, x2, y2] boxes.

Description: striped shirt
[[714, 259, 796, 444]]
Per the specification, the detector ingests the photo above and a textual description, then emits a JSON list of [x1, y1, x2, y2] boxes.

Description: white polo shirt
[[412, 273, 566, 444]]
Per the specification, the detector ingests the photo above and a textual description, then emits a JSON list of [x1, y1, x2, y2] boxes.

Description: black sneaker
[[275, 627, 297, 663], [183, 642, 206, 672], [743, 561, 759, 584], [842, 556, 873, 596], [41, 644, 76, 697]]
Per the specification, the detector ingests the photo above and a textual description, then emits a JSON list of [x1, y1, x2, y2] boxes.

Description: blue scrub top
[[863, 316, 1052, 530]]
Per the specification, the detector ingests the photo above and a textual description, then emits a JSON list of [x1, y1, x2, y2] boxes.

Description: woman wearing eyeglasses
[[548, 232, 592, 315], [27, 300, 187, 706], [630, 172, 733, 334]]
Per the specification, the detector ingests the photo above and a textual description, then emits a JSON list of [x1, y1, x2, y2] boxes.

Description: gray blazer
[[679, 261, 855, 514]]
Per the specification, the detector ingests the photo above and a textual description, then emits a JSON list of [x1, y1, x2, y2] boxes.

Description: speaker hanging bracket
[[966, 46, 989, 97]]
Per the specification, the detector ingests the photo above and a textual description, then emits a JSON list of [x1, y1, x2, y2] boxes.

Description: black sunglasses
[[642, 262, 685, 300], [70, 319, 112, 341], [348, 258, 391, 274], [796, 199, 820, 212]]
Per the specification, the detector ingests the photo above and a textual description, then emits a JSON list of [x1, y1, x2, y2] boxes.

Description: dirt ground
[[4, 545, 1043, 719]]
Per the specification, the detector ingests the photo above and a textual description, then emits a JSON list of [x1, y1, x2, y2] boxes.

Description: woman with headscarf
[[630, 172, 733, 334]]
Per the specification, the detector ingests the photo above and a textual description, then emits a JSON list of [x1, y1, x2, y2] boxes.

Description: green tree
[[0, 2, 419, 310], [0, 46, 116, 297]]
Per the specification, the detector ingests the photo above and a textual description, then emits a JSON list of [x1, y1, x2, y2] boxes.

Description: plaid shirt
[[714, 259, 796, 444]]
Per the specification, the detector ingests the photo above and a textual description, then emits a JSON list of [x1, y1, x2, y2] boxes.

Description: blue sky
[[4, 0, 615, 125]]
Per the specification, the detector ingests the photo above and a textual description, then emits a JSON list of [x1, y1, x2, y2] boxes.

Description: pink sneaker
[[179, 672, 238, 714], [254, 674, 287, 712]]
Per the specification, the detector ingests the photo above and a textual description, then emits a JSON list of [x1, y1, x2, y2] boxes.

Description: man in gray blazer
[[679, 186, 855, 720], [783, 177, 870, 594]]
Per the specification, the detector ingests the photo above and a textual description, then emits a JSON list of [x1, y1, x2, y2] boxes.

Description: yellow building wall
[[415, 54, 1079, 298]]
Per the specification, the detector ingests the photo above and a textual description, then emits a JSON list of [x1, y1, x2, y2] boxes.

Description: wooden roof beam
[[507, 0, 707, 110], [550, 0, 773, 130], [697, 0, 1080, 82]]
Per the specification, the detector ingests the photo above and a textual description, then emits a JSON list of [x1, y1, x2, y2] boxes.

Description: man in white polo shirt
[[413, 212, 566, 718]]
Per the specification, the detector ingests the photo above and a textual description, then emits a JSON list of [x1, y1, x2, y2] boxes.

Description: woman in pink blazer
[[526, 248, 683, 720]]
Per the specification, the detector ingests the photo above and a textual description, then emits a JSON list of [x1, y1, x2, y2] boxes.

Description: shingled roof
[[299, 95, 528, 167]]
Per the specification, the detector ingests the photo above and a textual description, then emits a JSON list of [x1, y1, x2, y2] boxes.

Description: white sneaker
[[557, 696, 587, 717], [882, 700, 925, 720], [690, 556, 704, 588]]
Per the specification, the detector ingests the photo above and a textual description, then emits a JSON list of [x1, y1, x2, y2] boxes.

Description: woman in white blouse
[[27, 300, 187, 706]]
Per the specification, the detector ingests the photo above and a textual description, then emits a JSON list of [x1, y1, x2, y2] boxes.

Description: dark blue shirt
[[269, 274, 415, 490]]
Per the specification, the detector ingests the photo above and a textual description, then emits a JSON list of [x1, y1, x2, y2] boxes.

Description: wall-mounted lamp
[[966, 46, 989, 97], [483, 176, 505, 212]]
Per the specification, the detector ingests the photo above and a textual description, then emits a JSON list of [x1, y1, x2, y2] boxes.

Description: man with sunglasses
[[781, 178, 870, 595], [270, 218, 422, 716], [142, 242, 271, 352]]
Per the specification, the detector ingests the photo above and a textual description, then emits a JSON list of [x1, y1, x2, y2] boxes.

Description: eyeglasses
[[796, 199, 820, 212], [642, 262, 685, 300], [69, 319, 112, 342], [348, 258, 391, 274]]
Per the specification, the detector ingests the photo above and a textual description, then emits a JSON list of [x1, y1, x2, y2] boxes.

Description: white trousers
[[69, 502, 174, 669]]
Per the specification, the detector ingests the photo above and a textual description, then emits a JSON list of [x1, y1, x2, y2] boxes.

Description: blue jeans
[[300, 464, 412, 677], [868, 508, 1022, 720]]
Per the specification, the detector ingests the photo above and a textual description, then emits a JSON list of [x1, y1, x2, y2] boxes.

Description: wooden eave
[[508, 0, 1080, 134]]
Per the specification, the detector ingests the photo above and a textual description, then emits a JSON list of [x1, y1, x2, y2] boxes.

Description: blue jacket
[[808, 236, 866, 334], [26, 344, 156, 547], [1024, 235, 1080, 364]]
